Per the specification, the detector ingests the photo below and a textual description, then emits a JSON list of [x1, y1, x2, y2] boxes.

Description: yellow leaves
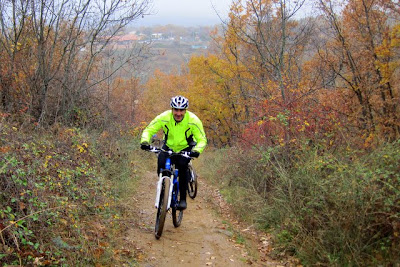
[[363, 133, 376, 148], [375, 24, 400, 85], [10, 42, 22, 53], [187, 54, 249, 145], [65, 128, 77, 136], [299, 120, 310, 132], [75, 142, 88, 153], [43, 155, 52, 168], [58, 170, 65, 178], [279, 138, 285, 147], [390, 24, 400, 48]]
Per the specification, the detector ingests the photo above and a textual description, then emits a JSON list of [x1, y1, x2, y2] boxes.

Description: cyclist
[[140, 95, 207, 210]]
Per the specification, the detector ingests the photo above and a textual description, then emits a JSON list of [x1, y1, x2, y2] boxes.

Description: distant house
[[151, 33, 163, 39], [191, 45, 208, 49], [111, 33, 141, 45]]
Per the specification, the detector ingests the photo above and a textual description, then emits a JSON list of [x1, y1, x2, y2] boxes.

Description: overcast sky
[[134, 0, 233, 27]]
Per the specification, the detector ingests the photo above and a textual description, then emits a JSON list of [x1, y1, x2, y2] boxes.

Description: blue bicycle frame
[[155, 156, 180, 210]]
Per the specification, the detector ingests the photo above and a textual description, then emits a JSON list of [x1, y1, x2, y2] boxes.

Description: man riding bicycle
[[140, 95, 207, 210]]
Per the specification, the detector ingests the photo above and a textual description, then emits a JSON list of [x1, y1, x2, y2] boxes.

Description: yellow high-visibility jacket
[[140, 110, 207, 153]]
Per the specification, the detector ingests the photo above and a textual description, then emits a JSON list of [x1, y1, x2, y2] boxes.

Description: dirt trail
[[126, 171, 289, 267]]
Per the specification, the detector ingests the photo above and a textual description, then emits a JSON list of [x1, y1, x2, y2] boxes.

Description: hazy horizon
[[132, 0, 232, 27]]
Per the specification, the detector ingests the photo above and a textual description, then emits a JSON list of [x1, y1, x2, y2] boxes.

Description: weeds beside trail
[[197, 143, 400, 266], [2, 118, 399, 266], [0, 121, 142, 265]]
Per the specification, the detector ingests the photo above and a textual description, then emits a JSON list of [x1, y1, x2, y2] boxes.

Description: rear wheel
[[187, 164, 197, 199], [155, 178, 170, 239], [172, 207, 184, 227], [172, 182, 183, 227]]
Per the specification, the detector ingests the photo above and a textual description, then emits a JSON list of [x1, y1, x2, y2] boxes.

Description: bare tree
[[0, 0, 152, 126]]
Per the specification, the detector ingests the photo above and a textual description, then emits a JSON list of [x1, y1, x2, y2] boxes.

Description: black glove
[[190, 151, 200, 158], [140, 143, 151, 151]]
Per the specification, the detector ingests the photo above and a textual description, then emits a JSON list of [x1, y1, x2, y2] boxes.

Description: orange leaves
[[311, 0, 400, 142], [135, 0, 399, 147], [0, 145, 11, 153], [105, 77, 141, 124]]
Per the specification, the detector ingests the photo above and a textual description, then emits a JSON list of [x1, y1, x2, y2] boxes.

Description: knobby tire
[[188, 164, 198, 199], [155, 177, 170, 239], [172, 181, 183, 227]]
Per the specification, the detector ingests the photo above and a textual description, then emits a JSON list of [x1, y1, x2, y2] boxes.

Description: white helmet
[[170, 95, 189, 109]]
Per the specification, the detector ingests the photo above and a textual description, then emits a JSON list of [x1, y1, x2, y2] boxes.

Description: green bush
[[197, 147, 270, 222], [199, 141, 400, 266], [275, 141, 400, 265]]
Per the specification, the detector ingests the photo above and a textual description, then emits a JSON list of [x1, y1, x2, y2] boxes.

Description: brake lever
[[181, 151, 191, 158], [149, 147, 160, 153]]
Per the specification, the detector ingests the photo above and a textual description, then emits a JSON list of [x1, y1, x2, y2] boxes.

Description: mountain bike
[[187, 161, 197, 199], [148, 147, 192, 239]]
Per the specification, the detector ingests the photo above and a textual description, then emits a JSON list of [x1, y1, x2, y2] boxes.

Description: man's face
[[172, 108, 186, 122]]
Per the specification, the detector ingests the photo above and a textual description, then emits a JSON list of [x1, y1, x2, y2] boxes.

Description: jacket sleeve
[[190, 116, 207, 153], [140, 112, 167, 144]]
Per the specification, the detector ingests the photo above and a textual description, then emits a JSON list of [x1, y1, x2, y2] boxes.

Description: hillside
[[1, 0, 400, 265], [120, 25, 216, 75]]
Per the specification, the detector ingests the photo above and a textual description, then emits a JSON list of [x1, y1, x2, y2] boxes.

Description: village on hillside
[[110, 25, 216, 73], [112, 25, 212, 50]]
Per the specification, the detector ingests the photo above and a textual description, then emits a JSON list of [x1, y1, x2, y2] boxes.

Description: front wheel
[[187, 164, 198, 199], [155, 178, 170, 239]]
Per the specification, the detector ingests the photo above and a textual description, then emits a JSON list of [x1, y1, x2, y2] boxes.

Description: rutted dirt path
[[126, 171, 291, 267]]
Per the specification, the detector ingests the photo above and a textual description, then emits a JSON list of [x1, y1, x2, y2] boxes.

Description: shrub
[[0, 122, 139, 265], [199, 141, 400, 265]]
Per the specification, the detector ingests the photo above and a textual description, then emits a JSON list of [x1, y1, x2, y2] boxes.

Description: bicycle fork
[[155, 170, 179, 209], [155, 175, 173, 209]]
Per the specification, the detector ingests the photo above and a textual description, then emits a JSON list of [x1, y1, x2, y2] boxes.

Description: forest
[[1, 0, 399, 265]]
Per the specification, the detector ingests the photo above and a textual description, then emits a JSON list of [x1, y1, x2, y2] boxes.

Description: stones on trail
[[205, 252, 217, 266]]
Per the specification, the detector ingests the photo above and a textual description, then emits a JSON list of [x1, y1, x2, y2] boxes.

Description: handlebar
[[147, 146, 192, 159]]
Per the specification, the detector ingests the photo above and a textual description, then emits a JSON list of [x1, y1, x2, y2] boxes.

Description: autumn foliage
[[1, 0, 400, 265], [136, 0, 400, 265], [137, 0, 399, 149]]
